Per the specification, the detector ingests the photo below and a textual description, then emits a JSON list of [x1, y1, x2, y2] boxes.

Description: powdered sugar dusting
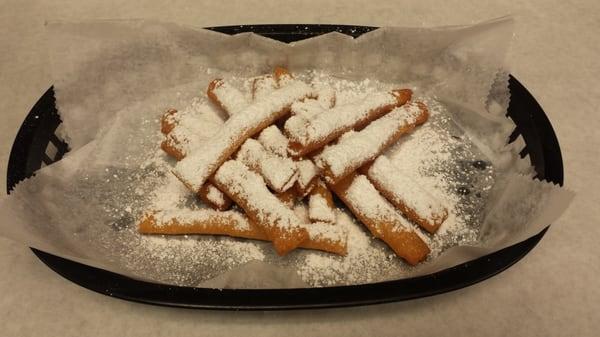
[[316, 103, 424, 179], [236, 139, 298, 192], [211, 80, 249, 116], [213, 160, 303, 231], [384, 97, 495, 254], [104, 70, 496, 288], [368, 156, 448, 230], [297, 211, 401, 286], [295, 159, 318, 190], [284, 91, 397, 147], [205, 184, 227, 207], [257, 125, 289, 157], [175, 81, 314, 191], [309, 194, 336, 224], [152, 209, 253, 232]]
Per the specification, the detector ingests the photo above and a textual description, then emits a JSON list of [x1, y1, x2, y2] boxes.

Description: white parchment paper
[[0, 18, 574, 288]]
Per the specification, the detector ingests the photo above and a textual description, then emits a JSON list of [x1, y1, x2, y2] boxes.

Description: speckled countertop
[[0, 1, 598, 336]]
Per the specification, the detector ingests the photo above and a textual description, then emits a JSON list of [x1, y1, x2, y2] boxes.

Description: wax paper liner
[[0, 18, 574, 288]]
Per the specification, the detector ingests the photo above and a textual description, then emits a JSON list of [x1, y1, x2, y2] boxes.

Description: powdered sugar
[[295, 159, 318, 193], [384, 98, 495, 253], [345, 175, 417, 233], [175, 81, 314, 191], [257, 125, 289, 157], [152, 209, 253, 232], [315, 103, 425, 181], [297, 211, 400, 287], [213, 160, 303, 231], [308, 194, 336, 223], [251, 75, 277, 100], [313, 83, 336, 109], [123, 234, 266, 286], [284, 91, 397, 148], [303, 221, 346, 243], [291, 99, 327, 120], [210, 79, 249, 116], [205, 184, 227, 207], [368, 156, 447, 231], [236, 139, 298, 192]]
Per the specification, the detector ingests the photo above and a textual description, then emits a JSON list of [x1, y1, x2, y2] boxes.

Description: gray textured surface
[[0, 1, 598, 336]]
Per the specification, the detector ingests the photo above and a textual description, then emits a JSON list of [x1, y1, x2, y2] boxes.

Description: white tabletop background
[[1, 1, 598, 336]]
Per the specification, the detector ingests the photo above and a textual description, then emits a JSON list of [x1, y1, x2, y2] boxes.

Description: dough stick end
[[138, 212, 157, 233], [161, 138, 185, 161], [391, 89, 413, 106], [271, 227, 309, 256], [382, 227, 430, 265], [161, 108, 178, 134], [274, 66, 292, 82], [414, 101, 430, 125], [207, 79, 228, 113]]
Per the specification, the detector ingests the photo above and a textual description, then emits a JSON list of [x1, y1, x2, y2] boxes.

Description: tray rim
[[6, 23, 563, 310]]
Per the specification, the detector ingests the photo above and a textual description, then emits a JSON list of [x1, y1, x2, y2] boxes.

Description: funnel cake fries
[[251, 75, 278, 100], [138, 210, 347, 255], [211, 160, 309, 255], [295, 159, 319, 197], [159, 109, 232, 211], [149, 68, 447, 265], [308, 179, 336, 224], [314, 84, 336, 109], [329, 173, 430, 265], [316, 102, 429, 184], [363, 156, 448, 234], [290, 99, 327, 120], [250, 66, 291, 100], [276, 188, 298, 207], [174, 80, 314, 192], [197, 182, 233, 211], [257, 125, 289, 157], [235, 139, 298, 193], [139, 209, 264, 239], [207, 79, 249, 116], [284, 89, 412, 157]]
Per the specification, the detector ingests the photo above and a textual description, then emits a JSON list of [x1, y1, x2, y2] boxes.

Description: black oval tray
[[6, 24, 563, 310]]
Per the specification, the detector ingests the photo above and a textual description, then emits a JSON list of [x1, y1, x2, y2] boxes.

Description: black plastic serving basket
[[6, 24, 563, 310]]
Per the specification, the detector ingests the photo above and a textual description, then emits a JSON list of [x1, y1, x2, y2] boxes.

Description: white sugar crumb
[[309, 194, 336, 223]]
